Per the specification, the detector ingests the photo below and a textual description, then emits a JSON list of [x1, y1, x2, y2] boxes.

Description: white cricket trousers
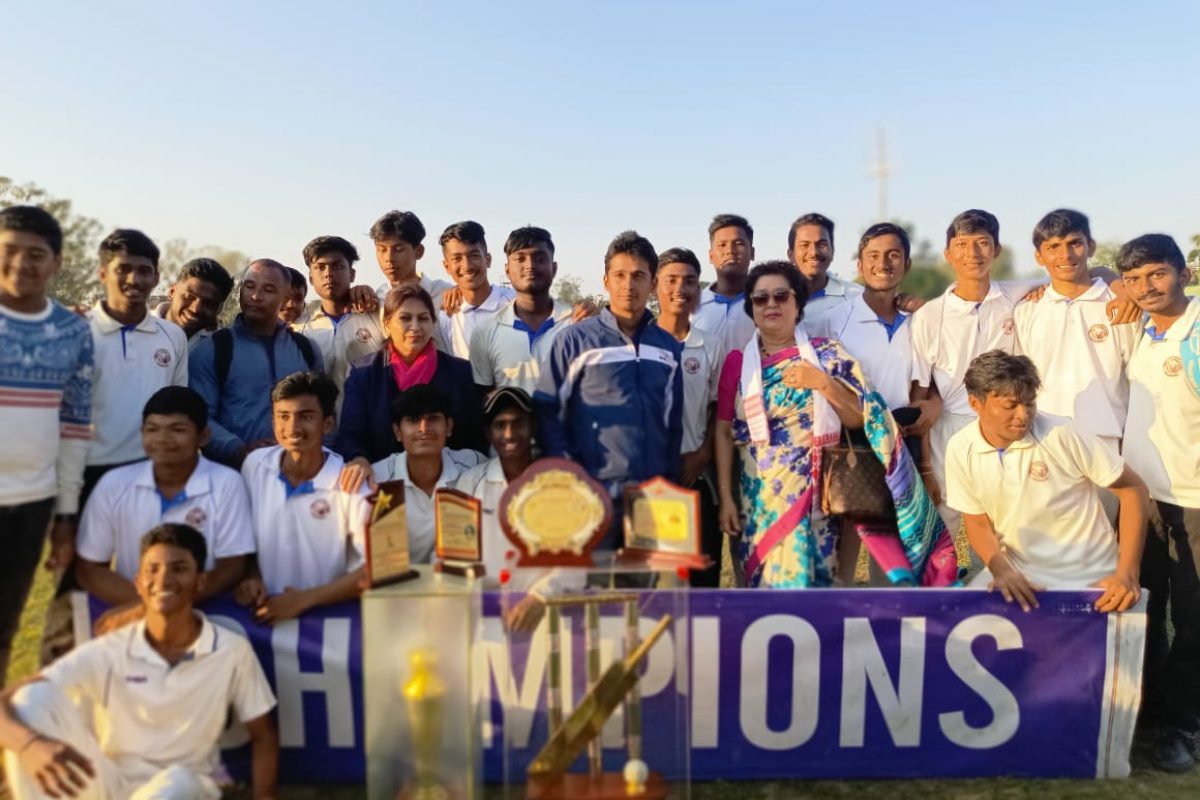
[[2, 681, 220, 800]]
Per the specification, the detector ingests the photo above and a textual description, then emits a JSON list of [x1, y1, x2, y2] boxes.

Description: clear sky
[[5, 1, 1198, 294]]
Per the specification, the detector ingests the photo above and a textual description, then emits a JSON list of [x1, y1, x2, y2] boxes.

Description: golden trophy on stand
[[398, 649, 450, 800]]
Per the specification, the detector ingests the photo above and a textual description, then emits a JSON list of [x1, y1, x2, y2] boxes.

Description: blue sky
[[5, 1, 1198, 294]]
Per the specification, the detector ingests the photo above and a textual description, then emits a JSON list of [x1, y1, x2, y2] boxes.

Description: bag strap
[[287, 329, 317, 371], [213, 328, 234, 393]]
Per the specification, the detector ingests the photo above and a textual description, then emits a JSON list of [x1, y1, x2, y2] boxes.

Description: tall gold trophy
[[398, 650, 449, 800]]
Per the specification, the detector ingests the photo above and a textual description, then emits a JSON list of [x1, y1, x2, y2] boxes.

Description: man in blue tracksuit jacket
[[534, 231, 684, 549]]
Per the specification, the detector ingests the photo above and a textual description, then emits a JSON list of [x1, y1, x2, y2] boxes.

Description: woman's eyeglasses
[[749, 289, 795, 307]]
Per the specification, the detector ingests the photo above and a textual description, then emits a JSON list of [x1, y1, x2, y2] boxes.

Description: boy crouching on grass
[[945, 350, 1149, 613], [0, 524, 278, 800]]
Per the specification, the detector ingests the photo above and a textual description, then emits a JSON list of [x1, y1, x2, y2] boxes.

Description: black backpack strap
[[288, 330, 317, 371], [212, 328, 234, 393]]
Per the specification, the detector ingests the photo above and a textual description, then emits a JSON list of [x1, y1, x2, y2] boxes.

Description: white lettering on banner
[[272, 619, 355, 748], [938, 615, 1022, 749], [478, 614, 678, 750], [839, 617, 926, 747], [739, 615, 821, 749], [691, 617, 719, 748]]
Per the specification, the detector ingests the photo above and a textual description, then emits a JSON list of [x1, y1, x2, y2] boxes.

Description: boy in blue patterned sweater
[[0, 206, 93, 678]]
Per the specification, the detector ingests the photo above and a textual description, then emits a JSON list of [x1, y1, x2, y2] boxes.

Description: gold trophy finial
[[400, 649, 449, 800]]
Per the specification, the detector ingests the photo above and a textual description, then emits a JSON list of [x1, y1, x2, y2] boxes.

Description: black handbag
[[820, 430, 895, 522]]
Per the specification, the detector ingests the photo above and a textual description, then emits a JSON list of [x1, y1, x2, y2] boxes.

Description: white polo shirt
[[437, 284, 516, 358], [693, 288, 756, 356], [809, 295, 912, 410], [1123, 298, 1200, 507], [675, 325, 721, 453], [87, 304, 189, 465], [292, 308, 384, 396], [469, 300, 575, 393], [44, 613, 275, 788], [945, 414, 1124, 588], [910, 280, 1042, 416], [1012, 279, 1134, 444], [453, 457, 584, 597], [242, 446, 371, 595], [374, 274, 451, 306], [371, 449, 485, 563], [77, 456, 255, 578], [801, 273, 864, 333]]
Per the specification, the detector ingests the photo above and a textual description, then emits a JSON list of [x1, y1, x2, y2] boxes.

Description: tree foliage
[[1, 177, 247, 315], [0, 176, 104, 306]]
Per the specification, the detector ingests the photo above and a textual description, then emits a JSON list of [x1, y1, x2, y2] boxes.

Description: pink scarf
[[389, 341, 438, 391]]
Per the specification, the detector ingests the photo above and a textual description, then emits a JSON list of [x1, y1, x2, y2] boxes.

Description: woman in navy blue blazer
[[336, 284, 486, 473]]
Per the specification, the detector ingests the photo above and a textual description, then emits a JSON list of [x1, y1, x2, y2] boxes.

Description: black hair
[[177, 258, 234, 302], [271, 371, 339, 417], [439, 220, 487, 250], [964, 350, 1040, 404], [142, 386, 208, 429], [98, 228, 160, 269], [140, 523, 207, 571], [369, 210, 426, 246], [945, 209, 1000, 247], [504, 226, 555, 257], [744, 260, 810, 320], [1032, 209, 1092, 249], [708, 213, 754, 244], [0, 205, 63, 255], [302, 235, 360, 268], [857, 223, 912, 261], [787, 213, 835, 251], [245, 258, 290, 285], [1115, 233, 1186, 274], [383, 283, 437, 322], [657, 247, 702, 277], [604, 230, 659, 276], [284, 266, 307, 292], [390, 384, 452, 424]]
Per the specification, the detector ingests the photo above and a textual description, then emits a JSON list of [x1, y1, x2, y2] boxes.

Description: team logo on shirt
[[310, 499, 331, 519], [185, 508, 206, 528], [153, 348, 172, 367], [1002, 318, 1015, 335], [1164, 356, 1183, 377], [356, 328, 372, 343], [1029, 461, 1049, 481], [1088, 324, 1109, 342], [684, 356, 701, 375]]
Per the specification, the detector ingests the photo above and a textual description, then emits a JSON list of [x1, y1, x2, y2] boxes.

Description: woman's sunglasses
[[749, 289, 795, 307]]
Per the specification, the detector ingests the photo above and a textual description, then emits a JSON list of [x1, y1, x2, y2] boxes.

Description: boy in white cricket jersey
[[945, 351, 1148, 612], [1014, 209, 1135, 455], [237, 371, 371, 624], [0, 524, 278, 800], [1115, 234, 1200, 771], [76, 387, 254, 632], [370, 385, 484, 564]]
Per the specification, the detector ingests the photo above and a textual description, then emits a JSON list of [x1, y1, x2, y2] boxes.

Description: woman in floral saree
[[715, 261, 957, 588]]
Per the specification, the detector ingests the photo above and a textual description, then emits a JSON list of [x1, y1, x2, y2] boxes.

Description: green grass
[[6, 556, 1200, 800]]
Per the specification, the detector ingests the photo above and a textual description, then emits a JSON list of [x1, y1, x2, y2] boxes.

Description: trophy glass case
[[494, 557, 691, 800], [363, 565, 484, 800]]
